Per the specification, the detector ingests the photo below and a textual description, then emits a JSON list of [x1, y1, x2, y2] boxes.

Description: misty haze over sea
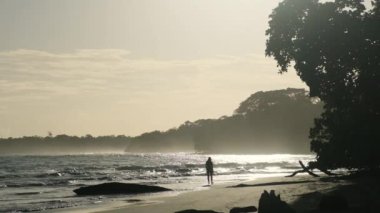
[[0, 153, 313, 212], [0, 88, 322, 155]]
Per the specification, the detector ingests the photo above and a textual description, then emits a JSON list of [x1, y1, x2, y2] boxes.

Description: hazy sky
[[0, 0, 307, 137]]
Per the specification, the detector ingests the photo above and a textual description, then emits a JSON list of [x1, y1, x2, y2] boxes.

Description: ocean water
[[0, 153, 314, 212]]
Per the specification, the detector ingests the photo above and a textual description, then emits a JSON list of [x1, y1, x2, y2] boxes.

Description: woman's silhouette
[[205, 157, 214, 185]]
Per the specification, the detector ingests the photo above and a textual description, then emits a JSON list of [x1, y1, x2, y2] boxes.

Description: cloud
[[0, 49, 303, 102], [0, 49, 306, 137]]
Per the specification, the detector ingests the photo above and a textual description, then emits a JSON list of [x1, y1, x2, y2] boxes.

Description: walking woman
[[205, 157, 214, 185]]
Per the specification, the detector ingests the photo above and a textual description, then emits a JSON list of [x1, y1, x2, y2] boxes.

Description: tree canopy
[[266, 0, 380, 169]]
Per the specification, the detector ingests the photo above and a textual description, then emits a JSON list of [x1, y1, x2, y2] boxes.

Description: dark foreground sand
[[55, 175, 380, 213]]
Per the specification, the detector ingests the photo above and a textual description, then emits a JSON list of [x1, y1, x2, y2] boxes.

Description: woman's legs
[[207, 171, 211, 185], [210, 172, 213, 184]]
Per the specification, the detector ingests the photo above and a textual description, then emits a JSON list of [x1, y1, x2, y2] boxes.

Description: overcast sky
[[0, 0, 307, 137]]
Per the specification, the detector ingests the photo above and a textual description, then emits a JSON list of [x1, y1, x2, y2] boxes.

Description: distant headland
[[0, 88, 322, 155]]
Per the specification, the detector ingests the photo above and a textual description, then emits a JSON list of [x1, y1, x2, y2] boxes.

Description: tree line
[[266, 0, 380, 170]]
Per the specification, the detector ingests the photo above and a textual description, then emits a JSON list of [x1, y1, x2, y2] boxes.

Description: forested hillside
[[126, 88, 323, 153]]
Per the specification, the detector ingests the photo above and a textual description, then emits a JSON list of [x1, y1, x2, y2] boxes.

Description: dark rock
[[175, 210, 222, 213], [230, 205, 257, 213], [126, 199, 143, 203], [258, 190, 296, 213], [73, 182, 171, 195], [176, 168, 192, 173], [319, 194, 348, 211]]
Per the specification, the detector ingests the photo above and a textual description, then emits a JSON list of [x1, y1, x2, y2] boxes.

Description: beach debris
[[175, 209, 222, 213], [286, 161, 337, 177], [73, 182, 171, 195], [319, 194, 348, 211], [285, 161, 319, 177], [258, 190, 295, 213], [230, 205, 257, 213]]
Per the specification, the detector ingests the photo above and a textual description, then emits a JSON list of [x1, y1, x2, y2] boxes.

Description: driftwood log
[[285, 161, 337, 177]]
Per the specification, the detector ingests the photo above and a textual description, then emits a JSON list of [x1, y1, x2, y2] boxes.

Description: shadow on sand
[[228, 180, 316, 188], [291, 175, 380, 213]]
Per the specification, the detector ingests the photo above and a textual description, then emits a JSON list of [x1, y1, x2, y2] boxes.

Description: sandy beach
[[52, 174, 380, 213]]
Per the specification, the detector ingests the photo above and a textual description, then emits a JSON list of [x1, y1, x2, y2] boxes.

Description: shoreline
[[49, 175, 287, 213], [97, 175, 319, 213], [48, 174, 333, 213], [0, 154, 315, 213], [50, 174, 380, 213]]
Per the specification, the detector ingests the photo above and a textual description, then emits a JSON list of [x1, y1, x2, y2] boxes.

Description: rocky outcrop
[[230, 206, 257, 213], [73, 182, 171, 195], [319, 194, 348, 211], [258, 190, 295, 213]]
